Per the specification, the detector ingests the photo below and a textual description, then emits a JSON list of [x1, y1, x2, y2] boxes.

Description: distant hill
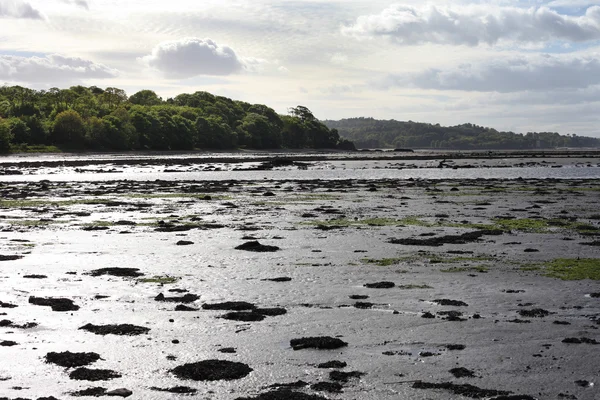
[[324, 117, 600, 150]]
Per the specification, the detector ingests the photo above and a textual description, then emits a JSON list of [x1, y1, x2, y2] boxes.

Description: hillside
[[0, 86, 352, 153], [324, 117, 600, 150]]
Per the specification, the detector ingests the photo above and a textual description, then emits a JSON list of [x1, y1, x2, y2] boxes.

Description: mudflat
[[0, 154, 599, 399]]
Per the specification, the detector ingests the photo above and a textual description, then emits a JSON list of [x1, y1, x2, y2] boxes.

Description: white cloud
[[139, 38, 251, 78], [0, 54, 118, 83], [380, 53, 600, 92], [0, 0, 43, 19], [343, 4, 600, 46], [61, 0, 89, 10]]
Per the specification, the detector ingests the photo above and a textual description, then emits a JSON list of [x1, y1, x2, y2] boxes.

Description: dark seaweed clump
[[89, 267, 144, 277], [412, 381, 511, 398], [155, 293, 200, 303], [290, 336, 348, 350], [29, 296, 80, 312], [171, 360, 253, 381], [79, 323, 150, 336], [45, 351, 101, 368], [69, 367, 121, 381], [235, 241, 280, 252]]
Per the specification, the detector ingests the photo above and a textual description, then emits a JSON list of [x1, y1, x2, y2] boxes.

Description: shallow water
[[0, 158, 599, 399]]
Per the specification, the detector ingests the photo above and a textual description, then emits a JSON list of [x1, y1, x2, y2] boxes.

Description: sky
[[2, 0, 600, 137]]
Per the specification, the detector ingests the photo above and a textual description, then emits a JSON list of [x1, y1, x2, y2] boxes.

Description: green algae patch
[[492, 218, 551, 233], [441, 265, 489, 273], [361, 258, 403, 266], [303, 217, 400, 227], [545, 258, 600, 280]]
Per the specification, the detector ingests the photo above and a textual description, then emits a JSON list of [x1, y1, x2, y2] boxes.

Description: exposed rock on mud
[[171, 359, 253, 381], [89, 267, 144, 277], [0, 301, 17, 308], [0, 340, 18, 346], [174, 304, 198, 311], [364, 281, 395, 289], [235, 390, 327, 400], [317, 360, 347, 369], [150, 386, 198, 394], [79, 323, 150, 336], [262, 277, 292, 282], [450, 367, 476, 378], [433, 299, 469, 307], [390, 230, 503, 246], [0, 319, 37, 329], [221, 311, 266, 322], [202, 301, 256, 311], [235, 241, 280, 252], [23, 274, 47, 279], [412, 381, 511, 398], [518, 308, 551, 318], [45, 351, 101, 368], [561, 337, 599, 344], [154, 293, 199, 303], [69, 367, 122, 381], [71, 387, 107, 396], [0, 255, 23, 261], [176, 240, 194, 246], [329, 370, 365, 382], [290, 336, 348, 350], [29, 296, 79, 312]]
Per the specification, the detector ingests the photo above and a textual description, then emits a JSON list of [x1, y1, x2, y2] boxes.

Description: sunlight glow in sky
[[2, 0, 600, 136]]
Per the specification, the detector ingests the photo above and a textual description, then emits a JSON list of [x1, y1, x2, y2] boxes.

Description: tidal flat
[[0, 153, 599, 399]]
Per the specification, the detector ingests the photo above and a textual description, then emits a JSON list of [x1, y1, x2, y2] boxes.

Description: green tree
[[0, 119, 12, 152], [51, 110, 86, 146], [129, 90, 162, 106]]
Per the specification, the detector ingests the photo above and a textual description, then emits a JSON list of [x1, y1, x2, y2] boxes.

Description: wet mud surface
[[0, 155, 599, 399]]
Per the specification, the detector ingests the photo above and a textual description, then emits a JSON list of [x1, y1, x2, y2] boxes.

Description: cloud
[[61, 0, 89, 10], [342, 4, 600, 46], [381, 53, 600, 92], [0, 54, 118, 83], [140, 38, 250, 78], [0, 0, 43, 19]]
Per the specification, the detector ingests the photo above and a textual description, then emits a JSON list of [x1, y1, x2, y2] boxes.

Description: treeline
[[324, 118, 600, 150], [0, 85, 355, 152]]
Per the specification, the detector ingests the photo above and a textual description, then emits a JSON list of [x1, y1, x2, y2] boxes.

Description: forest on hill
[[324, 117, 600, 150], [0, 85, 353, 152]]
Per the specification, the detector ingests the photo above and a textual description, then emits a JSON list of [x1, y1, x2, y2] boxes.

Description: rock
[[262, 277, 292, 282], [518, 308, 551, 318], [290, 336, 348, 350], [0, 301, 17, 308], [171, 360, 253, 381], [562, 337, 599, 344], [221, 312, 266, 322], [364, 281, 395, 289], [45, 351, 101, 368], [71, 387, 107, 396], [317, 360, 347, 369], [202, 301, 256, 311], [433, 299, 469, 307], [450, 367, 476, 378], [329, 370, 365, 382], [0, 255, 24, 261], [0, 340, 18, 346], [354, 302, 374, 309], [69, 368, 121, 381], [235, 241, 280, 252], [89, 267, 144, 277], [106, 388, 133, 397], [79, 323, 150, 336], [150, 386, 198, 394], [154, 293, 199, 303], [176, 240, 194, 246], [412, 381, 510, 398], [23, 274, 47, 279], [29, 296, 79, 312]]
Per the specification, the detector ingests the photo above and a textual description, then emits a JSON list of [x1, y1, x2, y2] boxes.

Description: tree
[[129, 90, 162, 106], [51, 110, 86, 146], [0, 119, 12, 152]]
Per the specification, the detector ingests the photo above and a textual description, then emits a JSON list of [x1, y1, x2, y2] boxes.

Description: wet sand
[[0, 156, 599, 399]]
